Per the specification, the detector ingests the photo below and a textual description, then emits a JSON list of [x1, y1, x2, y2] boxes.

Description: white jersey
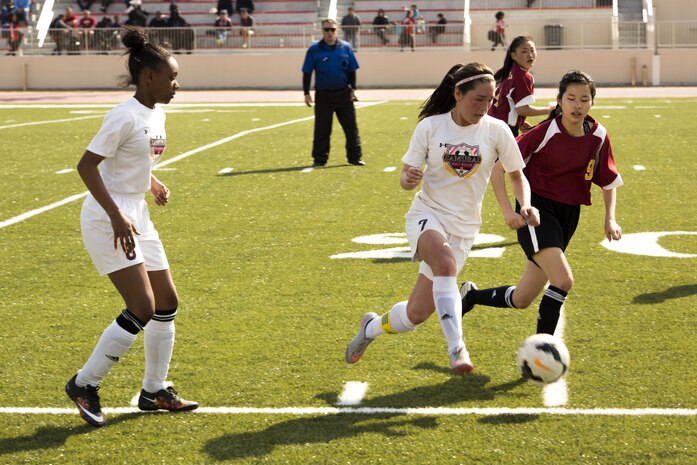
[[402, 112, 525, 238], [87, 97, 167, 196]]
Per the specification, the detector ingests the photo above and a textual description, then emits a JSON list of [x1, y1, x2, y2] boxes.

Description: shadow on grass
[[0, 412, 141, 456], [217, 164, 348, 177], [203, 376, 528, 461], [478, 414, 539, 425], [632, 284, 697, 304]]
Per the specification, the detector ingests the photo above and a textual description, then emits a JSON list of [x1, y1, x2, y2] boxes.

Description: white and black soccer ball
[[517, 334, 570, 384]]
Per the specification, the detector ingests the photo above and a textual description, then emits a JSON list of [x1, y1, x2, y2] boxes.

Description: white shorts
[[405, 199, 474, 281], [81, 193, 169, 276]]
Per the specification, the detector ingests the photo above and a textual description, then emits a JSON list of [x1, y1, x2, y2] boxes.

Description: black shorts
[[515, 192, 580, 262]]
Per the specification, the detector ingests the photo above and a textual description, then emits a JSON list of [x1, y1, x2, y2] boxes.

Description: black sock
[[470, 285, 517, 308], [536, 285, 567, 334], [116, 308, 146, 335]]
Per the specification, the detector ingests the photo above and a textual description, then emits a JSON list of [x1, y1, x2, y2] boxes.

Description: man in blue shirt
[[302, 18, 364, 167]]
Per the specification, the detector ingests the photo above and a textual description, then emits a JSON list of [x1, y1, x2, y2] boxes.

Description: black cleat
[[65, 374, 106, 427], [137, 386, 199, 412], [460, 281, 478, 315], [348, 159, 366, 166]]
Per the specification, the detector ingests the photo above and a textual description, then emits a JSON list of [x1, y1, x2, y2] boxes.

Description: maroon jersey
[[488, 63, 535, 129], [517, 115, 623, 206]]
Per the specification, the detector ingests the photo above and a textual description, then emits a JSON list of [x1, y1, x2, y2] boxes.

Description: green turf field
[[0, 97, 696, 464]]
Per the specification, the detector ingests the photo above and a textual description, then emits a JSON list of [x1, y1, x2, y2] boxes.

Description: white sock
[[76, 320, 137, 388], [432, 276, 464, 354], [365, 301, 415, 339], [142, 319, 175, 393]]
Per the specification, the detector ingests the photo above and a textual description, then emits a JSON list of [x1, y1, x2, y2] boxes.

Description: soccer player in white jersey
[[461, 70, 623, 336], [65, 26, 197, 428], [345, 62, 540, 374]]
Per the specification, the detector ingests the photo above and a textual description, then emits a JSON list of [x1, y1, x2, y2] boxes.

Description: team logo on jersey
[[440, 142, 481, 178], [150, 137, 166, 162]]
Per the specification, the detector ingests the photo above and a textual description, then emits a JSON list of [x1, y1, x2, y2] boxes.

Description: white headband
[[454, 74, 493, 87]]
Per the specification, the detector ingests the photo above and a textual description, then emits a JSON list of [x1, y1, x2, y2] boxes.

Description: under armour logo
[[440, 313, 452, 321], [106, 354, 120, 362]]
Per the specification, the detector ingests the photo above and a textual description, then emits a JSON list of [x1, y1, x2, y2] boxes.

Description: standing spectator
[[213, 9, 231, 46], [344, 63, 539, 375], [63, 7, 80, 53], [216, 0, 232, 16], [12, 0, 29, 24], [372, 8, 389, 46], [95, 15, 117, 52], [302, 18, 364, 167], [65, 26, 198, 428], [429, 12, 446, 44], [491, 11, 506, 50], [488, 35, 554, 136], [340, 6, 360, 50], [460, 70, 623, 339], [399, 9, 415, 52], [238, 7, 254, 48], [166, 7, 193, 53], [236, 0, 253, 15], [125, 0, 148, 27], [409, 4, 420, 19], [2, 11, 23, 55], [49, 13, 72, 54], [148, 10, 168, 45]]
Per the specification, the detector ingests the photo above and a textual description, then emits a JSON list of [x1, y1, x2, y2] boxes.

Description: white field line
[[0, 101, 386, 230], [1, 406, 696, 416], [0, 114, 104, 130], [336, 382, 369, 406], [0, 102, 382, 109]]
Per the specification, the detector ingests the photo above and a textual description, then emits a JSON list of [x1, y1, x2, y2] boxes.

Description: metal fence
[[4, 20, 697, 56]]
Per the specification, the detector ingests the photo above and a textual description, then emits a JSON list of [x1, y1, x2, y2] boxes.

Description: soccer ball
[[517, 334, 570, 384]]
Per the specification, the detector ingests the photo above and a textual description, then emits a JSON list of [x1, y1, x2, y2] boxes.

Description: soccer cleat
[[450, 345, 474, 375], [460, 281, 478, 315], [345, 312, 378, 364], [137, 386, 199, 412], [65, 374, 107, 427]]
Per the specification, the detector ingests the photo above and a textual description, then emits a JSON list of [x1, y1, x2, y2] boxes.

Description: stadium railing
[[5, 20, 697, 55]]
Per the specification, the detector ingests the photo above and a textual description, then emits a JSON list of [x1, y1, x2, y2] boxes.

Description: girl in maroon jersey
[[488, 35, 555, 136], [461, 70, 623, 336]]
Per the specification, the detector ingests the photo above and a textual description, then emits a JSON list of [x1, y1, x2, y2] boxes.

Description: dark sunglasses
[[323, 27, 336, 32]]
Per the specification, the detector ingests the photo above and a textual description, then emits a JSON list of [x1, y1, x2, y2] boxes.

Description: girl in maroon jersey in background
[[460, 70, 623, 336], [488, 35, 554, 136]]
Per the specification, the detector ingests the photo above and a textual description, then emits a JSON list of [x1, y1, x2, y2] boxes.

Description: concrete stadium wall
[[1, 48, 696, 90]]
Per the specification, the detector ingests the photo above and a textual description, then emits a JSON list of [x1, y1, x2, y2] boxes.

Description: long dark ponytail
[[419, 62, 494, 121], [493, 35, 533, 84]]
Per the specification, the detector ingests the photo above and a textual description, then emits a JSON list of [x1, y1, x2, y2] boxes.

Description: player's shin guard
[[143, 308, 176, 393], [470, 285, 517, 308], [76, 309, 143, 387], [537, 285, 567, 335], [433, 276, 464, 354], [365, 301, 415, 339]]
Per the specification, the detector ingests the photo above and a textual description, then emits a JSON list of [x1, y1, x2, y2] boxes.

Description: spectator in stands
[[415, 14, 425, 34], [399, 9, 415, 52], [213, 9, 232, 46], [409, 4, 420, 20], [372, 9, 389, 45], [166, 7, 193, 53], [148, 10, 168, 45], [64, 6, 78, 27], [216, 0, 232, 16], [302, 18, 364, 167], [12, 0, 29, 24], [100, 0, 112, 13], [429, 12, 446, 44], [2, 11, 22, 55], [526, 0, 536, 7], [489, 35, 554, 135], [236, 0, 253, 15], [238, 8, 254, 48], [125, 0, 148, 27], [77, 0, 95, 12], [49, 13, 72, 54], [77, 10, 97, 50], [491, 11, 506, 50], [340, 6, 360, 50], [95, 14, 118, 52]]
